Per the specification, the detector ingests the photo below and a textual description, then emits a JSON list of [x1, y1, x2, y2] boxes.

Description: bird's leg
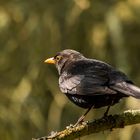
[[104, 99, 115, 117], [104, 105, 111, 117], [73, 106, 93, 127]]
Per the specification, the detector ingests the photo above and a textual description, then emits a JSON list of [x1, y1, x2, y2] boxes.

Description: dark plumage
[[45, 49, 140, 126]]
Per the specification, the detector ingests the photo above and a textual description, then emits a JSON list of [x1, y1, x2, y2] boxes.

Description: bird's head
[[44, 49, 85, 74]]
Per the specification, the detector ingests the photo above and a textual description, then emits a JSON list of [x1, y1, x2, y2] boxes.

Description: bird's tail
[[111, 82, 140, 99]]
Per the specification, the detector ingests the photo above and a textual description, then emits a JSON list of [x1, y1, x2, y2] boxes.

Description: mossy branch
[[33, 110, 140, 140]]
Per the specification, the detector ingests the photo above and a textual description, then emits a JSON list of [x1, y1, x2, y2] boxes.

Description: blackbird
[[45, 49, 140, 126]]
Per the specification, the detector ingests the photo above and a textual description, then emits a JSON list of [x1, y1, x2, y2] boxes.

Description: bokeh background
[[0, 0, 140, 140]]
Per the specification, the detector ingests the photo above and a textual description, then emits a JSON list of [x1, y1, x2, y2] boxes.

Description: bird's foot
[[66, 124, 74, 129], [66, 120, 88, 129], [47, 131, 58, 139]]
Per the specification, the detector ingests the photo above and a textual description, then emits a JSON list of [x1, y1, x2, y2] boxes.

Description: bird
[[44, 49, 140, 126]]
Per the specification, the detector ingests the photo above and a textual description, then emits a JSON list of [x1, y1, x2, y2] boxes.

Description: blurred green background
[[0, 0, 140, 140]]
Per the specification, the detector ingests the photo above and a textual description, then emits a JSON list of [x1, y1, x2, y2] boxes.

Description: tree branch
[[32, 110, 140, 140]]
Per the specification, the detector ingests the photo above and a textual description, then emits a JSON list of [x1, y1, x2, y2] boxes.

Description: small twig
[[32, 110, 140, 140]]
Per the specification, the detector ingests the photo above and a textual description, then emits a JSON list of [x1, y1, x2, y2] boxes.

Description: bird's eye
[[55, 56, 62, 61]]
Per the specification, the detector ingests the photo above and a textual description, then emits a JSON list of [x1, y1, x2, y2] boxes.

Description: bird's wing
[[59, 58, 140, 98], [108, 65, 140, 98], [59, 59, 117, 95], [110, 82, 140, 99], [59, 74, 84, 94]]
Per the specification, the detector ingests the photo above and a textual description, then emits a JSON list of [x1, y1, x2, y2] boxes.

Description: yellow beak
[[44, 57, 56, 64]]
